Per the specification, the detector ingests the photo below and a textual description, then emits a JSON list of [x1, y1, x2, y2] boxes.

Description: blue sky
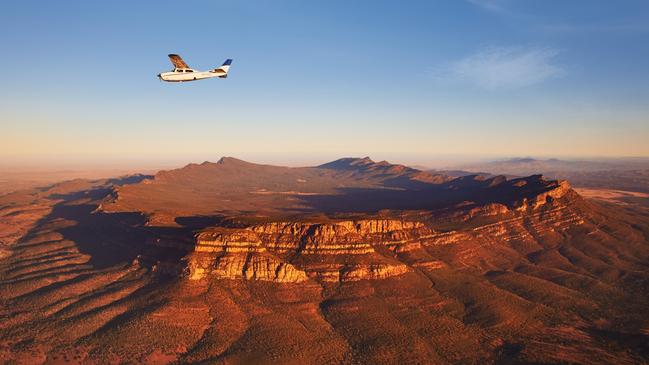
[[1, 0, 648, 167]]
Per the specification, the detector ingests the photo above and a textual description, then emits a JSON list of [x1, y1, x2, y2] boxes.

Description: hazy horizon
[[2, 152, 649, 172]]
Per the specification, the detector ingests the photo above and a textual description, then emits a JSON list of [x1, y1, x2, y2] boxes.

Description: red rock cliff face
[[188, 219, 431, 282], [516, 180, 574, 210], [186, 181, 589, 283]]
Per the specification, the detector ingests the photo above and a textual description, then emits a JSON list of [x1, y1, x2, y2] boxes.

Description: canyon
[[1, 157, 648, 364]]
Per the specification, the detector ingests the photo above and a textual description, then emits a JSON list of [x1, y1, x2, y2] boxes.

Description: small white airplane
[[157, 54, 232, 82]]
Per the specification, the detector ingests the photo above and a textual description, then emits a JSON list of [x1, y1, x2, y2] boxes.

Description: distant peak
[[318, 157, 377, 170], [173, 157, 255, 172], [504, 157, 537, 163], [315, 157, 452, 185], [352, 157, 375, 166], [216, 156, 252, 165]]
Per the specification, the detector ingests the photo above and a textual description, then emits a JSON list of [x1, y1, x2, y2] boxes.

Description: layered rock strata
[[186, 183, 586, 284], [188, 219, 432, 282]]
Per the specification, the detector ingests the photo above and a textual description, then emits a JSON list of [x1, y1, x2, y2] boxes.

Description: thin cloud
[[446, 47, 564, 89], [467, 0, 502, 11], [467, 0, 514, 15]]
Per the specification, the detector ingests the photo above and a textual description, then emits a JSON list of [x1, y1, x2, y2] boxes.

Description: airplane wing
[[168, 54, 190, 69]]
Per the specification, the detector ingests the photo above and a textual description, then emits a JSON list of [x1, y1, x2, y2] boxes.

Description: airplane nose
[[157, 73, 161, 78]]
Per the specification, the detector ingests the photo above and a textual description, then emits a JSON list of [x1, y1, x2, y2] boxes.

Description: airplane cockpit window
[[186, 70, 194, 73]]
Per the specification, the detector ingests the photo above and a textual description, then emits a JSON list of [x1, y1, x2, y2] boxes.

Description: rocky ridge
[[103, 159, 585, 284], [188, 219, 430, 282], [186, 179, 583, 283]]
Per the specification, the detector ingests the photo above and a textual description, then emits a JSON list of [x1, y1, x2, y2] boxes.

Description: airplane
[[157, 54, 232, 82]]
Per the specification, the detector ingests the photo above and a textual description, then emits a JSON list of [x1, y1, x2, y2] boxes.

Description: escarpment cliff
[[188, 219, 432, 282], [515, 179, 575, 210], [185, 182, 586, 283], [187, 251, 308, 282]]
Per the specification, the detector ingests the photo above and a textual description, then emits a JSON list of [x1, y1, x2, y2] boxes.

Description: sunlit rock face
[[186, 185, 585, 283], [188, 219, 433, 282], [187, 251, 308, 282]]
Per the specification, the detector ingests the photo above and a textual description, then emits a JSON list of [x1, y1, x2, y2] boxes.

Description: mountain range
[[1, 157, 648, 364]]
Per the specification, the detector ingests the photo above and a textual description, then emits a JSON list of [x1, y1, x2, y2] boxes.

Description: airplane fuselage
[[158, 68, 225, 82], [158, 56, 231, 82]]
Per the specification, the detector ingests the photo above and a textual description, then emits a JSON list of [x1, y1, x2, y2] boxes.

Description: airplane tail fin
[[213, 59, 232, 78]]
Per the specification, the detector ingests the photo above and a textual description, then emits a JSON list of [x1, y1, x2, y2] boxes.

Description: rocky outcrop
[[187, 252, 307, 282], [184, 176, 585, 283], [516, 179, 574, 211], [195, 228, 263, 253], [299, 263, 411, 282], [195, 219, 433, 255], [187, 190, 586, 283], [189, 219, 431, 283], [340, 263, 410, 281]]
